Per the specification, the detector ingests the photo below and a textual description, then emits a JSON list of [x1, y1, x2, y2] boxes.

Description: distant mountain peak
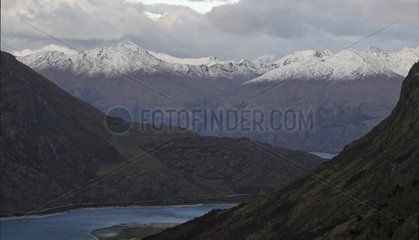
[[247, 47, 419, 83], [11, 43, 419, 81], [13, 42, 274, 79], [11, 44, 78, 57], [149, 51, 221, 66]]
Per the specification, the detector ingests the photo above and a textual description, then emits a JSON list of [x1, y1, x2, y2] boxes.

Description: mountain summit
[[14, 41, 274, 78], [14, 43, 418, 80]]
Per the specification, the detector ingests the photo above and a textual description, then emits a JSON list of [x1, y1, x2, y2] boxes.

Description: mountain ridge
[[13, 43, 419, 81], [248, 47, 419, 83], [13, 41, 276, 79]]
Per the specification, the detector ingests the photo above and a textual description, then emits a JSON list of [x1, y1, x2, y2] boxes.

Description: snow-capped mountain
[[12, 44, 78, 57], [387, 47, 419, 76], [16, 42, 416, 83], [247, 47, 419, 83], [10, 42, 419, 153], [15, 41, 275, 80], [15, 42, 173, 76]]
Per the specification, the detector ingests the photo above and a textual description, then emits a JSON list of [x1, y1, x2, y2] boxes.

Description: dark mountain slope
[[0, 52, 323, 216], [146, 63, 419, 240], [140, 137, 321, 195], [1, 51, 130, 214]]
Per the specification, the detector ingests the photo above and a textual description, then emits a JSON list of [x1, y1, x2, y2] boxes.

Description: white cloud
[[144, 11, 168, 22], [126, 0, 240, 14]]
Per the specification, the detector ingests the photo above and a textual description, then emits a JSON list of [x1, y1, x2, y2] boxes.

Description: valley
[[1, 1, 418, 239]]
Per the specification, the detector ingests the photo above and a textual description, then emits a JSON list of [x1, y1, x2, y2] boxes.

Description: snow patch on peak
[[12, 44, 78, 57], [15, 41, 274, 79], [246, 47, 419, 84], [326, 49, 390, 80], [17, 41, 169, 76], [149, 51, 221, 66], [15, 43, 418, 82], [276, 50, 334, 66], [387, 47, 419, 76]]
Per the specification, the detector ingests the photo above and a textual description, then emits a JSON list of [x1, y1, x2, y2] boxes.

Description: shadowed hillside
[[0, 52, 323, 216], [145, 63, 419, 240]]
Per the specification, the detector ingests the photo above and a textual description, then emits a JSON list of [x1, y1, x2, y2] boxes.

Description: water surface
[[0, 204, 234, 240]]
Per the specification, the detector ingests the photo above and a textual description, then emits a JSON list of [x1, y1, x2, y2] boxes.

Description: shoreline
[[0, 202, 238, 221], [89, 223, 178, 240], [1, 194, 256, 220]]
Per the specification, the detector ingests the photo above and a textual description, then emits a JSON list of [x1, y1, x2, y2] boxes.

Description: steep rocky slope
[[146, 62, 419, 240], [0, 52, 323, 216], [0, 51, 129, 215]]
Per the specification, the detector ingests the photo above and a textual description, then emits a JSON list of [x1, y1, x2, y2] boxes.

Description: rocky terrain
[[0, 52, 323, 216], [145, 62, 419, 240]]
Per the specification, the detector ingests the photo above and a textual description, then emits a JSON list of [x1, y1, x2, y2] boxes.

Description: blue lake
[[0, 204, 235, 240]]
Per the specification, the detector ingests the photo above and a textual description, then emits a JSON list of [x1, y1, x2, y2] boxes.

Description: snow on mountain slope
[[326, 49, 393, 80], [149, 51, 221, 66], [275, 50, 335, 65], [387, 47, 419, 76], [14, 43, 418, 82], [206, 59, 277, 79], [17, 42, 173, 76], [15, 41, 274, 79], [11, 44, 78, 57], [247, 47, 419, 83]]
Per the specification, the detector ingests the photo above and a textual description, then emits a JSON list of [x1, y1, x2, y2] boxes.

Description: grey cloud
[[1, 0, 418, 60], [207, 1, 306, 38], [206, 0, 418, 38]]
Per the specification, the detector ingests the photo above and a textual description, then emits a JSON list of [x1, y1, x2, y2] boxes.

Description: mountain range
[[13, 43, 418, 79], [0, 51, 323, 216], [13, 43, 419, 152], [144, 61, 419, 240]]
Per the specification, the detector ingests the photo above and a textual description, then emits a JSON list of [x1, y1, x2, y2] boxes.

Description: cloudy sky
[[1, 0, 418, 60]]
